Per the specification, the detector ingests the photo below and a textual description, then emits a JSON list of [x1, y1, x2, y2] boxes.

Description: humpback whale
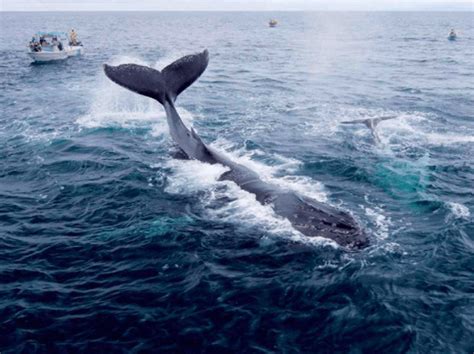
[[104, 50, 368, 249], [341, 116, 397, 143]]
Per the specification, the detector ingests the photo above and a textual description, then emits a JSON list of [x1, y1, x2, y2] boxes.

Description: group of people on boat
[[30, 35, 63, 52], [29, 29, 80, 52]]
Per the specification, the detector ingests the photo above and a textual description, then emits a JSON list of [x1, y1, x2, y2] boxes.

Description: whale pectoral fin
[[170, 148, 189, 160], [218, 170, 233, 181], [103, 64, 166, 104], [162, 50, 209, 102]]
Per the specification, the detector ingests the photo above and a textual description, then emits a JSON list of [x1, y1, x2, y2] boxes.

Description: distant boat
[[269, 19, 278, 28], [448, 29, 457, 41], [28, 31, 84, 63]]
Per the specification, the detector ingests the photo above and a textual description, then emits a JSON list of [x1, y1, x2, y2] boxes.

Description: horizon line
[[1, 9, 472, 12]]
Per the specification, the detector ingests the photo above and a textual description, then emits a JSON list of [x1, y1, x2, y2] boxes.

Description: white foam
[[423, 133, 474, 145], [363, 206, 391, 240], [446, 202, 470, 220], [362, 196, 392, 240], [367, 242, 406, 256], [378, 114, 474, 147], [333, 107, 474, 149]]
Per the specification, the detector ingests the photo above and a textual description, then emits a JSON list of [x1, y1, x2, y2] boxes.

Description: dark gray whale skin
[[104, 50, 368, 249]]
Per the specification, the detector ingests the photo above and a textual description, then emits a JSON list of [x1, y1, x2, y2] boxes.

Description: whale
[[104, 50, 368, 249]]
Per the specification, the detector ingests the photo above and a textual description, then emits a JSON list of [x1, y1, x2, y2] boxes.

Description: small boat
[[269, 19, 278, 28], [28, 31, 84, 63], [448, 29, 457, 41]]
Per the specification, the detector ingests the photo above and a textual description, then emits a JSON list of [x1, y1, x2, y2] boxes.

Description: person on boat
[[449, 29, 456, 37], [51, 36, 63, 51], [70, 29, 78, 45], [29, 37, 40, 51]]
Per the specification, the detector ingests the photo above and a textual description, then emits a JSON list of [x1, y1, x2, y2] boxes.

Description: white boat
[[28, 31, 84, 63], [269, 19, 278, 28]]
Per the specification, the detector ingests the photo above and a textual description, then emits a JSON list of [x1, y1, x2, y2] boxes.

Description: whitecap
[[446, 202, 470, 220]]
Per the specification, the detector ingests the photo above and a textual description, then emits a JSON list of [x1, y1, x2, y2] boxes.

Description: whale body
[[104, 50, 368, 249]]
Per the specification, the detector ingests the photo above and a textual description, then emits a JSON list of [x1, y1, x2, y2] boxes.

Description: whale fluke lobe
[[103, 63, 167, 104], [162, 49, 209, 102]]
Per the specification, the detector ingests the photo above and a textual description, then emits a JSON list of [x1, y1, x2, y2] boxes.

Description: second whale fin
[[341, 115, 397, 128], [341, 115, 398, 143], [103, 49, 209, 105]]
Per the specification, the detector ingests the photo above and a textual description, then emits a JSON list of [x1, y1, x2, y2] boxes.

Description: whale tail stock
[[103, 49, 209, 105]]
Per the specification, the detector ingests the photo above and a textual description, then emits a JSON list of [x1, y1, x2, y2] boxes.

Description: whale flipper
[[104, 50, 209, 104]]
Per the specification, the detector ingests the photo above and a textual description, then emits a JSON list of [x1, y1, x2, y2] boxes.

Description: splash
[[446, 202, 470, 220], [361, 195, 393, 240]]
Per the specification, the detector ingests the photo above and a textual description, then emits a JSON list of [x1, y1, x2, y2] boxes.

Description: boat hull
[[28, 51, 68, 62], [68, 46, 84, 57], [28, 46, 84, 62]]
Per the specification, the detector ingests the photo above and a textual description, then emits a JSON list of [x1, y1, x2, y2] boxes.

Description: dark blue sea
[[1, 11, 473, 353]]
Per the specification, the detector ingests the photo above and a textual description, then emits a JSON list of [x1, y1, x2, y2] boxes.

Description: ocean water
[[1, 11, 473, 353]]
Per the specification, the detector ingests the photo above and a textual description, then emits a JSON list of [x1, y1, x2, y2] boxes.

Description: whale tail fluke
[[341, 115, 397, 128], [103, 49, 209, 105], [341, 116, 398, 143]]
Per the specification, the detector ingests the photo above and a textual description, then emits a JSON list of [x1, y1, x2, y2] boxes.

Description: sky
[[0, 0, 472, 11]]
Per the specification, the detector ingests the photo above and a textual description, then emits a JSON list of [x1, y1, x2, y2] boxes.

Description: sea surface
[[0, 11, 473, 353]]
